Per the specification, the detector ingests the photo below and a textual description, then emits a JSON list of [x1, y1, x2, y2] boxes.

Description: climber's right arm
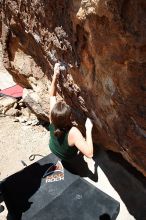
[[49, 63, 60, 97], [49, 63, 60, 117]]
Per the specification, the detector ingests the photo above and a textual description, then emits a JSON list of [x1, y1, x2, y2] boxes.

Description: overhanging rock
[[1, 0, 146, 176]]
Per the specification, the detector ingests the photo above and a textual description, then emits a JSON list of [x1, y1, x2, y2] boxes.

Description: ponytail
[[54, 128, 64, 138]]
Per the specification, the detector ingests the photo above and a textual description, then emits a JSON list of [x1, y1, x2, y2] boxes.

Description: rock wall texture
[[1, 0, 146, 176], [0, 0, 2, 41]]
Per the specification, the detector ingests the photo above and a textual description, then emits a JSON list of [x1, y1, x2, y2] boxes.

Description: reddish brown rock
[[0, 0, 2, 41], [1, 0, 146, 176]]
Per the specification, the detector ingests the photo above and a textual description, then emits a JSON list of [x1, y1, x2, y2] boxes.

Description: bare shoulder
[[68, 126, 81, 146], [69, 126, 81, 136], [68, 126, 80, 146]]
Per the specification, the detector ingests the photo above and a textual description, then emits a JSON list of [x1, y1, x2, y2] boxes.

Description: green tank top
[[49, 123, 78, 161]]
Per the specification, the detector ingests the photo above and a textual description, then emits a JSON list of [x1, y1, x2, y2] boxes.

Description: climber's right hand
[[53, 63, 60, 78], [85, 118, 93, 131]]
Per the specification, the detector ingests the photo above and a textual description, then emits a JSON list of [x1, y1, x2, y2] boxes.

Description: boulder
[[5, 107, 19, 116], [22, 88, 50, 121], [1, 0, 146, 176], [0, 95, 17, 114]]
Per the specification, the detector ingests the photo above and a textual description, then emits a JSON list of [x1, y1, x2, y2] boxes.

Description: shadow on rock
[[94, 147, 146, 220]]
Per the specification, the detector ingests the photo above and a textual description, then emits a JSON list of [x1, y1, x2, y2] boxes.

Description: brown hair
[[51, 101, 72, 137]]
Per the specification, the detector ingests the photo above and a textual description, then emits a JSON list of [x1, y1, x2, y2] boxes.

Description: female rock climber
[[48, 63, 94, 174]]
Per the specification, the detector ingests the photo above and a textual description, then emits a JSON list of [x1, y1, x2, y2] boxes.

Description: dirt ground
[[0, 116, 50, 180]]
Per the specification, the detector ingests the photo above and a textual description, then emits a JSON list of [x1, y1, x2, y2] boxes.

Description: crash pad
[[1, 154, 120, 220], [0, 85, 23, 98]]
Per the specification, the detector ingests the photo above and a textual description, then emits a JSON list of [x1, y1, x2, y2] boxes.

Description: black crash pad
[[1, 154, 120, 220]]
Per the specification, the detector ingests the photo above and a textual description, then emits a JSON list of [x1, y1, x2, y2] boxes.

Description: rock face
[[0, 0, 2, 41], [1, 0, 146, 176]]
